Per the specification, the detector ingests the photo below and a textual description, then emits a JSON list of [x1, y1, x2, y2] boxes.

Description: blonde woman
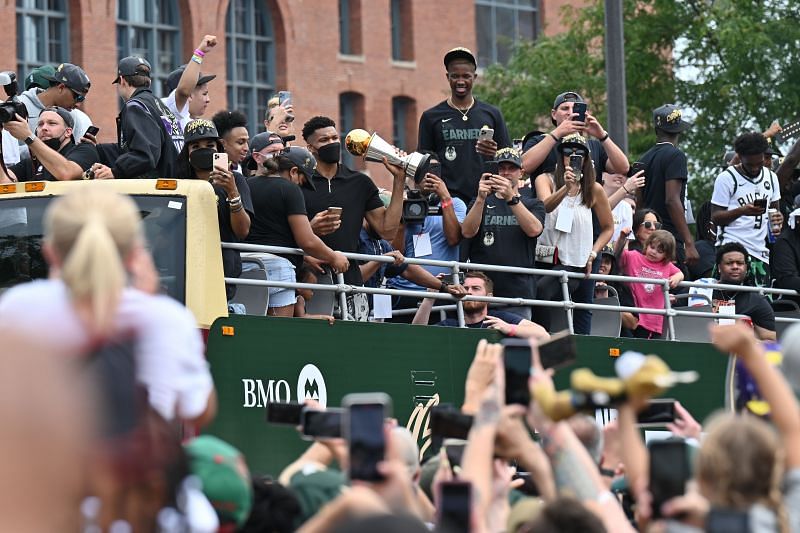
[[0, 186, 216, 426]]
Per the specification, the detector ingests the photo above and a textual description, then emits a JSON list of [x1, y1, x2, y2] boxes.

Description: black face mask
[[42, 136, 63, 151], [316, 142, 341, 164], [189, 148, 215, 171]]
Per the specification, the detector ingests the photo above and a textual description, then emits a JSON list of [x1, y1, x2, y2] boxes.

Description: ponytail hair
[[44, 187, 142, 337]]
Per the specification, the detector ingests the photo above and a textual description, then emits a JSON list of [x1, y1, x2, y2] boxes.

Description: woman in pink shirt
[[615, 229, 684, 338]]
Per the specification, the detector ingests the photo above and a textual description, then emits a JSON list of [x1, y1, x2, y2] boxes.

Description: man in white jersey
[[711, 132, 783, 286]]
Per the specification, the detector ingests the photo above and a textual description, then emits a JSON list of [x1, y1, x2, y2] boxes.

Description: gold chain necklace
[[447, 96, 475, 121]]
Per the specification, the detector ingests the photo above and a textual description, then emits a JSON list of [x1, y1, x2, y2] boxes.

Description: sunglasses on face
[[562, 148, 587, 157], [641, 221, 662, 230], [70, 89, 85, 103]]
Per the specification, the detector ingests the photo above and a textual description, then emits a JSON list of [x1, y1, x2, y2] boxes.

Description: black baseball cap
[[183, 119, 219, 144], [280, 146, 318, 183], [165, 65, 217, 94], [113, 56, 152, 84], [553, 91, 584, 110], [43, 63, 91, 95], [558, 133, 590, 154], [443, 47, 477, 69], [495, 147, 522, 168], [653, 104, 691, 133], [249, 132, 284, 154], [41, 106, 75, 129]]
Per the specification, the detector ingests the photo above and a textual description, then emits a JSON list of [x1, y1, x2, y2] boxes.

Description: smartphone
[[213, 152, 229, 170], [569, 153, 584, 176], [483, 160, 499, 176], [753, 197, 768, 210], [300, 407, 343, 440], [572, 101, 587, 122], [343, 393, 390, 481], [637, 399, 677, 427], [430, 407, 473, 440], [706, 508, 750, 533], [628, 161, 646, 178], [537, 330, 578, 370], [266, 401, 304, 426], [278, 90, 292, 108], [501, 339, 531, 406], [438, 481, 472, 533], [427, 160, 441, 178], [478, 127, 495, 142], [327, 207, 343, 220], [648, 439, 690, 519], [85, 125, 100, 136], [443, 439, 466, 472]]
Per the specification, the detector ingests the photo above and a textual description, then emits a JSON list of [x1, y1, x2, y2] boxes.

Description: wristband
[[599, 132, 610, 142], [548, 132, 560, 143], [439, 281, 448, 293], [440, 198, 453, 209], [194, 48, 206, 57], [191, 54, 203, 65], [508, 324, 517, 337], [227, 195, 241, 205], [588, 250, 598, 260]]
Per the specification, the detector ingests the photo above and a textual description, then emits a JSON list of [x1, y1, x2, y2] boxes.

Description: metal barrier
[[222, 242, 800, 339]]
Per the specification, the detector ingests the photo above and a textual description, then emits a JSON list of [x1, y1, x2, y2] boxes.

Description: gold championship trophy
[[345, 129, 431, 182]]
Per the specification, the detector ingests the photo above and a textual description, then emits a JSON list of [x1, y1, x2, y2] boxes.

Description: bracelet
[[588, 250, 598, 260], [622, 185, 630, 194], [508, 324, 517, 337], [191, 54, 203, 65], [548, 132, 560, 143], [599, 132, 610, 142], [440, 198, 453, 209], [227, 195, 241, 205], [194, 48, 206, 57], [230, 204, 243, 214]]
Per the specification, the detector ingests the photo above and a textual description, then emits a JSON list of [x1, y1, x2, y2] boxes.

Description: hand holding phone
[[300, 407, 343, 440], [483, 160, 499, 176], [753, 197, 768, 211], [649, 440, 690, 519], [501, 339, 532, 406], [213, 152, 229, 171], [266, 401, 304, 425], [478, 127, 495, 143], [437, 481, 472, 532], [572, 102, 587, 122], [343, 393, 390, 481]]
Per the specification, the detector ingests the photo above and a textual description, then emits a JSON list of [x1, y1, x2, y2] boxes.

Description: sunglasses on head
[[641, 221, 662, 230]]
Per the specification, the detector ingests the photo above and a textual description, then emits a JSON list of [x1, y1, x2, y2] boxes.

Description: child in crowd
[[615, 229, 684, 339]]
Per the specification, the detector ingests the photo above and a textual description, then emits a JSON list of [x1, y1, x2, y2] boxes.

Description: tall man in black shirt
[[1, 107, 97, 182], [637, 104, 699, 268], [300, 116, 405, 307], [418, 47, 511, 204]]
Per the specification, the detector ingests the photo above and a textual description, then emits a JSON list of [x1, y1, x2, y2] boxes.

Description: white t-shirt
[[162, 89, 191, 134], [711, 166, 780, 262], [0, 279, 213, 421], [610, 200, 633, 245]]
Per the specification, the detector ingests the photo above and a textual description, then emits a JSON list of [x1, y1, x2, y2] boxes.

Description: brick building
[[2, 0, 568, 186]]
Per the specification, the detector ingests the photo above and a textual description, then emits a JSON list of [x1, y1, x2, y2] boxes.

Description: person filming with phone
[[0, 106, 98, 183]]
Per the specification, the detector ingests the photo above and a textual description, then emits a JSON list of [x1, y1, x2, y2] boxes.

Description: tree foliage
[[476, 0, 800, 208]]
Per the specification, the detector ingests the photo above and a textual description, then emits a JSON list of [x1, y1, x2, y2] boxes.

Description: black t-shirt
[[522, 136, 609, 182], [437, 310, 523, 328], [11, 141, 98, 182], [639, 143, 688, 237], [417, 99, 511, 203], [246, 175, 308, 268], [302, 165, 384, 284], [712, 288, 776, 332], [215, 171, 254, 299], [465, 188, 546, 299]]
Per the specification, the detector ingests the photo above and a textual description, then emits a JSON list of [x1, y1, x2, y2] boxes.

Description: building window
[[390, 0, 413, 61], [392, 96, 416, 151], [339, 92, 365, 170], [475, 0, 539, 67], [339, 0, 362, 56], [226, 0, 275, 134], [16, 0, 69, 84], [117, 0, 182, 97]]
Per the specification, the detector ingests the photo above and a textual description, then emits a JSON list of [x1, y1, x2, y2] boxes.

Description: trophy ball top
[[345, 129, 372, 156]]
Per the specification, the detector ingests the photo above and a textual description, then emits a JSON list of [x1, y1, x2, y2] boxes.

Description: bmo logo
[[297, 363, 327, 407]]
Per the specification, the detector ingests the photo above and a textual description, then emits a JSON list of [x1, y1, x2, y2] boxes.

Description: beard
[[463, 299, 486, 313]]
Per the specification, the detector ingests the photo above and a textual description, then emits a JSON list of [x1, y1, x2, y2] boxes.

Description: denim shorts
[[242, 253, 296, 308]]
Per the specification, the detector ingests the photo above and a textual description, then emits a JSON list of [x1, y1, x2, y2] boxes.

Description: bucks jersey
[[711, 166, 779, 262]]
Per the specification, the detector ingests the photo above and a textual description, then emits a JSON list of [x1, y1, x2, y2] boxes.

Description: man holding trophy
[[417, 47, 511, 204]]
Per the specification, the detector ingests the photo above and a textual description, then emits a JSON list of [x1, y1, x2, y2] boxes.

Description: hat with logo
[[495, 147, 522, 168], [280, 146, 318, 187], [183, 119, 219, 144], [165, 65, 217, 95], [552, 91, 584, 110], [184, 435, 253, 527], [43, 63, 91, 95], [653, 104, 691, 133], [25, 65, 56, 91], [443, 47, 477, 69], [557, 133, 590, 154], [113, 56, 152, 84]]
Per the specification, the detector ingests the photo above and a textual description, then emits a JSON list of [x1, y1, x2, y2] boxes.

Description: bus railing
[[222, 242, 800, 339]]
